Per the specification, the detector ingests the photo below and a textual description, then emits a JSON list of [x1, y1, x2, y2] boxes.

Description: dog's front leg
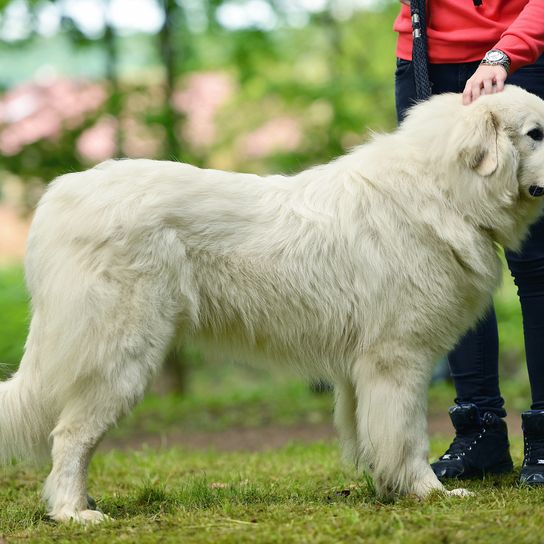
[[352, 351, 469, 499]]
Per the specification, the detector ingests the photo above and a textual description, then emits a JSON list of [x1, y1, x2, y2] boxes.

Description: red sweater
[[394, 0, 544, 73]]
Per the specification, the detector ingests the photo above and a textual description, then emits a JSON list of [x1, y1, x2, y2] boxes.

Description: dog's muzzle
[[529, 185, 544, 197]]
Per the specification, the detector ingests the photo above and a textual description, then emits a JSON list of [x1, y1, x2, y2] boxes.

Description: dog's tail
[[0, 341, 53, 464]]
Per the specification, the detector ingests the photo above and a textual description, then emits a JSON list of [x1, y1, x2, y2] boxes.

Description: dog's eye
[[527, 128, 544, 141]]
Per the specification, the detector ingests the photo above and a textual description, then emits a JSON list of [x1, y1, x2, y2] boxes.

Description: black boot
[[431, 403, 514, 480], [520, 410, 544, 485]]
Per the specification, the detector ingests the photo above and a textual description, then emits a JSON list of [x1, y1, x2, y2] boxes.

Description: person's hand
[[462, 64, 508, 105]]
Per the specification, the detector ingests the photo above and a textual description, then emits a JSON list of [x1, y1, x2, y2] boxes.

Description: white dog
[[2, 85, 544, 523]]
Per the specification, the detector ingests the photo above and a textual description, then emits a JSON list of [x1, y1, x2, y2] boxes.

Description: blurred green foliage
[[0, 267, 29, 374], [0, 2, 400, 184]]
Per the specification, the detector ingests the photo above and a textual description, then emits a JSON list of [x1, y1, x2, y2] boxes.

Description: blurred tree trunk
[[103, 1, 122, 155], [159, 0, 181, 160], [322, 2, 344, 157], [152, 347, 190, 395], [158, 0, 188, 393]]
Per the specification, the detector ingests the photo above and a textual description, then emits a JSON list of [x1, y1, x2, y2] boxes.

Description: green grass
[[0, 267, 29, 374], [1, 439, 544, 543]]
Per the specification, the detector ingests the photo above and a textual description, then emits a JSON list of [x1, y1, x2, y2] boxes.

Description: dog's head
[[402, 85, 544, 249]]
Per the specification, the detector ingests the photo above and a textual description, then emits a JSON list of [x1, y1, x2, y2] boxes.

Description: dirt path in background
[[0, 205, 29, 264], [101, 413, 523, 453]]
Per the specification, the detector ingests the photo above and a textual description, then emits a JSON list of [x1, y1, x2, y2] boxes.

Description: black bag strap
[[410, 0, 432, 100]]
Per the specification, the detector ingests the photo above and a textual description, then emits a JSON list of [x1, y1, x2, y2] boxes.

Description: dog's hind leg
[[333, 380, 360, 467], [44, 397, 114, 524], [43, 285, 184, 522], [37, 228, 194, 523], [352, 348, 463, 499], [43, 334, 174, 524]]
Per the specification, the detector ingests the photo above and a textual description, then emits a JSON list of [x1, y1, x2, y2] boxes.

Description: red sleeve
[[494, 1, 544, 73]]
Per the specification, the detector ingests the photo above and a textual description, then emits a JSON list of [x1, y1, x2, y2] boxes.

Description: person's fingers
[[495, 77, 506, 92], [483, 78, 493, 96], [472, 82, 483, 102], [462, 81, 473, 105], [465, 80, 483, 104], [463, 66, 508, 104], [495, 72, 507, 92]]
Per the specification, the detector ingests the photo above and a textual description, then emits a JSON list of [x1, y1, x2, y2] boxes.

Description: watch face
[[487, 50, 504, 62]]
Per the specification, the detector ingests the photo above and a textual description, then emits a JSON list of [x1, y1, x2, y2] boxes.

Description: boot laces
[[524, 436, 544, 466], [440, 429, 485, 460]]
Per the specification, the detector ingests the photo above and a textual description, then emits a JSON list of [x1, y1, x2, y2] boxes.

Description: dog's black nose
[[529, 185, 544, 197]]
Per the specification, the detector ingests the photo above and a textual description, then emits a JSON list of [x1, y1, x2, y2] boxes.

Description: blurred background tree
[[0, 0, 399, 183]]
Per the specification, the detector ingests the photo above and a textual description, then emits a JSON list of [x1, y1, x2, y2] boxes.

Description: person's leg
[[505, 217, 544, 412], [506, 54, 544, 412], [504, 55, 544, 485], [448, 310, 506, 416], [395, 59, 512, 480], [505, 207, 544, 484], [506, 217, 544, 484], [396, 59, 505, 413], [444, 58, 504, 413]]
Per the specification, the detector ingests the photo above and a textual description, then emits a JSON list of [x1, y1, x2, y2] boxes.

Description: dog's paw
[[444, 487, 473, 497], [51, 507, 111, 524]]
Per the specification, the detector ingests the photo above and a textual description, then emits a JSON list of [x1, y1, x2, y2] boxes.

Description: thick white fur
[[3, 85, 544, 523]]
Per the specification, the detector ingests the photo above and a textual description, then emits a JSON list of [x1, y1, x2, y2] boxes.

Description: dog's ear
[[457, 108, 500, 177]]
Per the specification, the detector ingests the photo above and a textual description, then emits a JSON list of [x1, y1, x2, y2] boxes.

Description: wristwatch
[[480, 49, 511, 75]]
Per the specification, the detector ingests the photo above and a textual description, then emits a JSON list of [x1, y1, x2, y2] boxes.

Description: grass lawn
[[2, 439, 544, 544]]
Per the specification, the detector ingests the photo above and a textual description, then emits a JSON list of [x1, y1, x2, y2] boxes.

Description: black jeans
[[395, 56, 544, 415]]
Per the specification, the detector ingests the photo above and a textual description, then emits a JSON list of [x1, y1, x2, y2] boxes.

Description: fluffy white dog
[[2, 85, 544, 523]]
